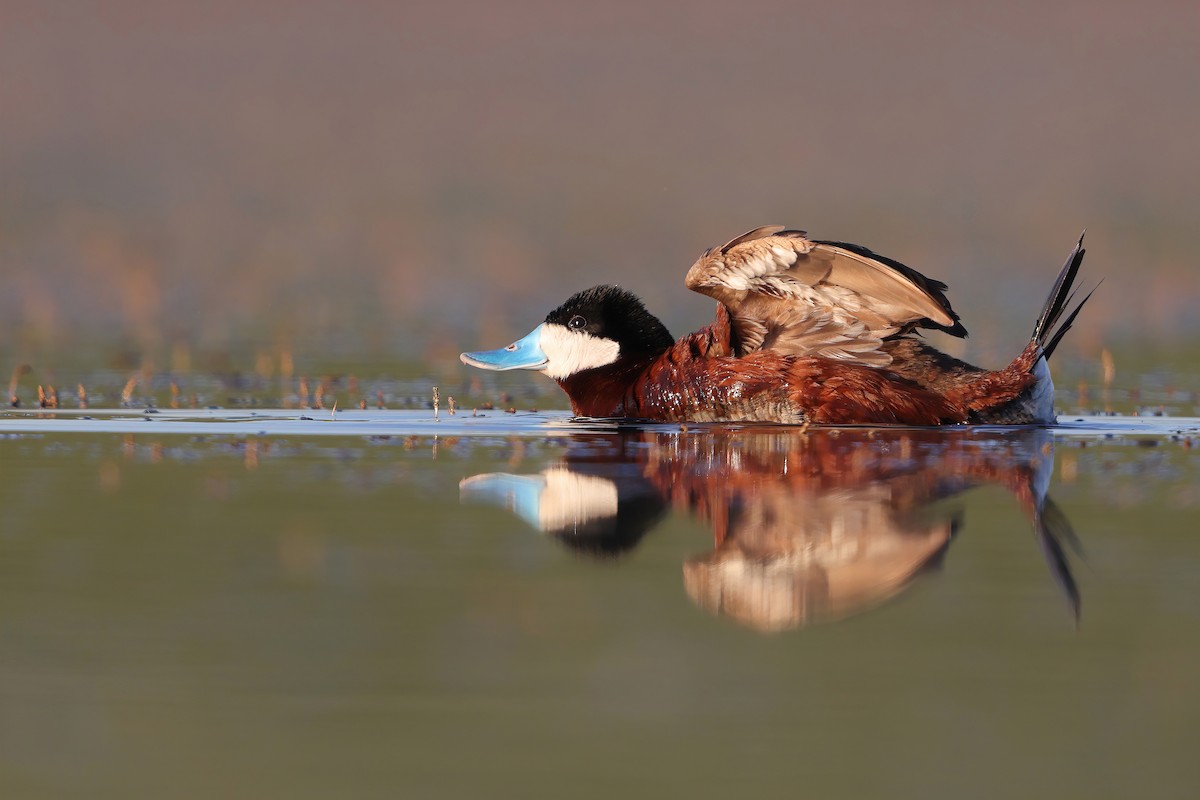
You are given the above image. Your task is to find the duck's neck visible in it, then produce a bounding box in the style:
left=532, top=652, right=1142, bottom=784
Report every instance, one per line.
left=556, top=353, right=662, bottom=418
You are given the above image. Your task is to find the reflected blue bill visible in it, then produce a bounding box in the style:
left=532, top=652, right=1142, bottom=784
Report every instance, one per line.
left=459, top=473, right=546, bottom=530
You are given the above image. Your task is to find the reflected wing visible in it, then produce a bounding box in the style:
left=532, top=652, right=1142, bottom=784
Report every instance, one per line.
left=682, top=484, right=957, bottom=631
left=684, top=226, right=967, bottom=363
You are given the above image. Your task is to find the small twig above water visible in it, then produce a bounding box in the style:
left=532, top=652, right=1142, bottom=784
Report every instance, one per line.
left=8, top=363, right=31, bottom=407
left=121, top=376, right=138, bottom=407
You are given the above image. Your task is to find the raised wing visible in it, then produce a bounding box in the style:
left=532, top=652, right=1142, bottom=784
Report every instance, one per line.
left=685, top=226, right=967, bottom=365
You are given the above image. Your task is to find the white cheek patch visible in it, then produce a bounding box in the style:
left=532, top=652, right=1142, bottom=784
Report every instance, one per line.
left=538, top=323, right=621, bottom=379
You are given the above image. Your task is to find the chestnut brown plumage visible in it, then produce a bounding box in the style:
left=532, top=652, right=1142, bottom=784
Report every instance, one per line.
left=461, top=227, right=1091, bottom=426
left=558, top=305, right=1040, bottom=424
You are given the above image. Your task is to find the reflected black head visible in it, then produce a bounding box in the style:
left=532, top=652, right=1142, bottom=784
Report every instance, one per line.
left=551, top=494, right=668, bottom=558
left=545, top=285, right=674, bottom=357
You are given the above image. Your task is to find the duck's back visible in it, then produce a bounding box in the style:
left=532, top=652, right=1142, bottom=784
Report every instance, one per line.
left=612, top=307, right=972, bottom=425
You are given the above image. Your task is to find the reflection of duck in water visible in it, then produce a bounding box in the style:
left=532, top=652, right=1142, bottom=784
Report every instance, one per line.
left=461, top=429, right=1080, bottom=631
left=461, top=434, right=669, bottom=557
left=462, top=228, right=1091, bottom=425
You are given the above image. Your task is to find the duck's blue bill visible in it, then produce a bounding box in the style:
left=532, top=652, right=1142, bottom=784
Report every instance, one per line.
left=460, top=324, right=548, bottom=371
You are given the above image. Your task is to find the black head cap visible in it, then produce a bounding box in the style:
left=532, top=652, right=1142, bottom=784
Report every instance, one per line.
left=545, top=285, right=674, bottom=356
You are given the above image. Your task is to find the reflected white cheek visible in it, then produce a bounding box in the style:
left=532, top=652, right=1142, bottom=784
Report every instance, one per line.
left=538, top=324, right=620, bottom=379
left=536, top=467, right=619, bottom=532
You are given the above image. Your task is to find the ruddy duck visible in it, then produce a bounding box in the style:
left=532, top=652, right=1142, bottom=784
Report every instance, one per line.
left=461, top=226, right=1090, bottom=425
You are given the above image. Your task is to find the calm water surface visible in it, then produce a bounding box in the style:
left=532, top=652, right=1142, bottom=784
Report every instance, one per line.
left=1, top=408, right=1198, bottom=799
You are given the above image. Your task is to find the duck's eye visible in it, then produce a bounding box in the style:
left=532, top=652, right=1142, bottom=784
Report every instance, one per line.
left=567, top=315, right=587, bottom=331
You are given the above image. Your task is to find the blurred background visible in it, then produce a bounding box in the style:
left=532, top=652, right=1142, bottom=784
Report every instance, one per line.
left=2, top=0, right=1198, bottom=394
left=3, top=8, right=1200, bottom=796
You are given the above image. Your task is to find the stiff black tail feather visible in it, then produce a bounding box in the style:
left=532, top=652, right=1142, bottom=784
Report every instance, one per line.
left=1031, top=232, right=1093, bottom=361
left=1042, top=283, right=1098, bottom=361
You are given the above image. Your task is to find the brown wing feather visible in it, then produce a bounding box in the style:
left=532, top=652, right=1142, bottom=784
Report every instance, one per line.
left=685, top=227, right=965, bottom=365
left=806, top=242, right=960, bottom=331
left=717, top=225, right=790, bottom=252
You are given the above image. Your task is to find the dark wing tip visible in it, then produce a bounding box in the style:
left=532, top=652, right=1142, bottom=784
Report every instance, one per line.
left=942, top=319, right=970, bottom=339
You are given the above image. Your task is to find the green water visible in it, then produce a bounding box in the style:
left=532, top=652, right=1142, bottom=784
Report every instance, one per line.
left=0, top=417, right=1197, bottom=799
